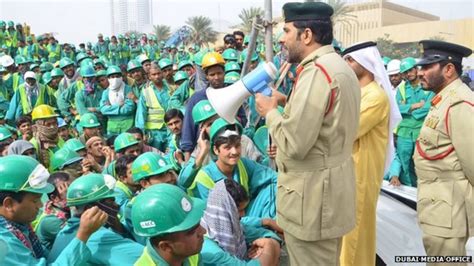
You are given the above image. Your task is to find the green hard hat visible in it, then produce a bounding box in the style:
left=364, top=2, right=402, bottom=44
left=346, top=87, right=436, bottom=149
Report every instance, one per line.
left=252, top=126, right=269, bottom=155
left=67, top=173, right=116, bottom=206
left=76, top=52, right=89, bottom=63
left=106, top=65, right=122, bottom=77
left=400, top=57, right=417, bottom=73
left=137, top=54, right=150, bottom=64
left=51, top=147, right=83, bottom=171
left=224, top=61, right=241, bottom=73
left=209, top=117, right=243, bottom=147
left=382, top=56, right=392, bottom=66
left=158, top=58, right=172, bottom=70
left=0, top=126, right=13, bottom=141
left=80, top=58, right=94, bottom=69
left=131, top=183, right=205, bottom=237
left=64, top=138, right=86, bottom=153
left=80, top=65, right=96, bottom=78
left=50, top=68, right=64, bottom=78
left=94, top=58, right=108, bottom=68
left=192, top=100, right=216, bottom=124
left=178, top=60, right=193, bottom=70
left=0, top=21, right=5, bottom=27
left=224, top=72, right=240, bottom=84
left=0, top=155, right=54, bottom=194
left=193, top=51, right=206, bottom=67
left=79, top=113, right=100, bottom=128
left=59, top=57, right=74, bottom=69
left=15, top=55, right=27, bottom=65
left=42, top=72, right=52, bottom=85
left=131, top=152, right=174, bottom=182
left=114, top=132, right=139, bottom=153
left=40, top=62, right=54, bottom=73
left=7, top=21, right=14, bottom=27
left=222, top=48, right=239, bottom=61
left=118, top=34, right=124, bottom=39
left=96, top=69, right=107, bottom=77
left=173, top=71, right=189, bottom=83
left=127, top=59, right=142, bottom=72
left=240, top=49, right=259, bottom=63
left=29, top=63, right=39, bottom=71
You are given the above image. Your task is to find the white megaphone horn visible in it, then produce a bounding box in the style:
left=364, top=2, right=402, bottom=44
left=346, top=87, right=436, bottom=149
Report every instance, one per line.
left=206, top=62, right=277, bottom=123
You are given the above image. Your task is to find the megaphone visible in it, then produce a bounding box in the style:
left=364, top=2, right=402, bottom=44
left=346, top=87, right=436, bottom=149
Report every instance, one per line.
left=207, top=62, right=277, bottom=123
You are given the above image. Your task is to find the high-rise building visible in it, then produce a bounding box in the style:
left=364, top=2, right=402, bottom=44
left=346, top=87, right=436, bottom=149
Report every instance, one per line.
left=111, top=0, right=153, bottom=35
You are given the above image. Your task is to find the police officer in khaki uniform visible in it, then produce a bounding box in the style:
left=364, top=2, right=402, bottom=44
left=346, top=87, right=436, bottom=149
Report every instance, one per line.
left=414, top=40, right=473, bottom=261
left=255, top=2, right=361, bottom=265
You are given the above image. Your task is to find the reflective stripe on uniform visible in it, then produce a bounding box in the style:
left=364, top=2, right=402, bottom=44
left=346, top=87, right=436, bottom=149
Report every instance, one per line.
left=187, top=160, right=249, bottom=197
left=18, top=83, right=46, bottom=114
left=143, top=84, right=165, bottom=130
left=134, top=247, right=200, bottom=266
left=116, top=181, right=133, bottom=199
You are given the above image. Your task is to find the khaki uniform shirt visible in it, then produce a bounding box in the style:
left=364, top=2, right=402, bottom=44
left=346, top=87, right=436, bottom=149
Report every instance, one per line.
left=414, top=78, right=474, bottom=238
left=266, top=45, right=361, bottom=241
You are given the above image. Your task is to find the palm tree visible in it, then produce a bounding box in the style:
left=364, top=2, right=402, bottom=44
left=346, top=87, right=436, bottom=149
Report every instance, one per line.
left=235, top=7, right=264, bottom=34
left=321, top=0, right=358, bottom=45
left=153, top=24, right=171, bottom=42
left=186, top=16, right=217, bottom=46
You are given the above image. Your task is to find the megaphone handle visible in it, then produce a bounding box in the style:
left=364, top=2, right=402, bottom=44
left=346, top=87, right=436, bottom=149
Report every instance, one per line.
left=268, top=133, right=278, bottom=171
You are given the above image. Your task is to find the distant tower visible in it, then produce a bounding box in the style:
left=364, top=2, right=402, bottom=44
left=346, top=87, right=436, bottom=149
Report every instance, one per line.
left=110, top=0, right=151, bottom=35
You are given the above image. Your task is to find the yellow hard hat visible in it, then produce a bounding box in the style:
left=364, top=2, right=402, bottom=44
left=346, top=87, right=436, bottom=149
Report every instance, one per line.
left=31, top=104, right=58, bottom=121
left=201, top=52, right=225, bottom=69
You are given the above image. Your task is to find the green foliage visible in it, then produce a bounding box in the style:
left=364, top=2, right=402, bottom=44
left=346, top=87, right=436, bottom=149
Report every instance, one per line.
left=186, top=16, right=217, bottom=46
left=153, top=25, right=171, bottom=41
left=376, top=34, right=420, bottom=59
left=235, top=7, right=264, bottom=34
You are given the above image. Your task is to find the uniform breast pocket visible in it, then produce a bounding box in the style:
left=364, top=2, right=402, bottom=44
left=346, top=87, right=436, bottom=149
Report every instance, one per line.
left=418, top=125, right=439, bottom=148
left=418, top=180, right=454, bottom=228
left=277, top=172, right=305, bottom=226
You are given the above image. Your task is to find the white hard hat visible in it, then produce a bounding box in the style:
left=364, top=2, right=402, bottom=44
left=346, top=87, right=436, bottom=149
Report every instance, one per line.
left=386, top=59, right=401, bottom=75
left=0, top=55, right=14, bottom=68
left=24, top=71, right=36, bottom=80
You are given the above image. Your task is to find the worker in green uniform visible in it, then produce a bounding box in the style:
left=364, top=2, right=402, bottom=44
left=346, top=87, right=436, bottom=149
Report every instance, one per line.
left=5, top=21, right=18, bottom=56
left=168, top=60, right=196, bottom=111
left=127, top=59, right=147, bottom=100
left=1, top=55, right=21, bottom=100
left=121, top=152, right=177, bottom=243
left=99, top=65, right=136, bottom=136
left=57, top=57, right=78, bottom=94
left=387, top=57, right=435, bottom=187
left=158, top=58, right=176, bottom=95
left=48, top=173, right=144, bottom=264
left=60, top=44, right=75, bottom=62
left=46, top=36, right=61, bottom=63
left=0, top=155, right=108, bottom=266
left=135, top=62, right=170, bottom=152
left=49, top=68, right=65, bottom=100
left=6, top=71, right=54, bottom=122
left=113, top=155, right=139, bottom=218
left=118, top=34, right=130, bottom=65
left=131, top=183, right=206, bottom=266
left=94, top=33, right=108, bottom=58
left=108, top=36, right=121, bottom=66
left=74, top=66, right=103, bottom=129
left=34, top=172, right=71, bottom=249
left=186, top=118, right=276, bottom=219
left=29, top=104, right=64, bottom=169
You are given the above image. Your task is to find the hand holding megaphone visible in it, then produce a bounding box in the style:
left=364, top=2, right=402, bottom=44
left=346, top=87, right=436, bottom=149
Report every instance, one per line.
left=207, top=62, right=278, bottom=123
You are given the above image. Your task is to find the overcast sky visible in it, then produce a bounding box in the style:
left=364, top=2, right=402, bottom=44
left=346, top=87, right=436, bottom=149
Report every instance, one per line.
left=0, top=0, right=472, bottom=45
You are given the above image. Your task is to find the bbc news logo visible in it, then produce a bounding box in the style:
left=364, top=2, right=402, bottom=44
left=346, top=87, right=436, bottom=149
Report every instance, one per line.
left=395, top=256, right=472, bottom=263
